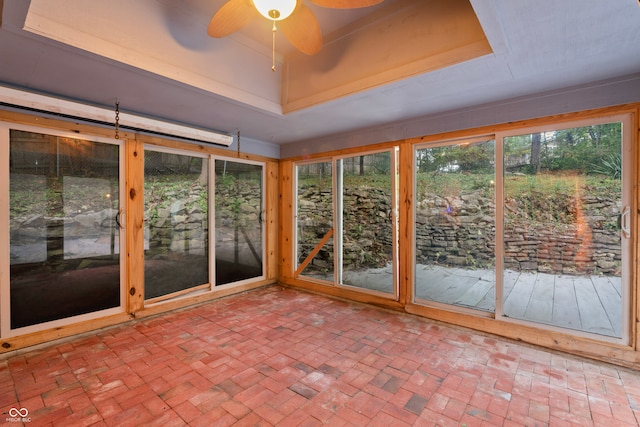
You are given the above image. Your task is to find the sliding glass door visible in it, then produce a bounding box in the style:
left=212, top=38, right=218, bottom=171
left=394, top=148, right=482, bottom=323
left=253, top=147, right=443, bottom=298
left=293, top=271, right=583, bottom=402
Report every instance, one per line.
left=2, top=127, right=124, bottom=333
left=294, top=150, right=398, bottom=297
left=500, top=118, right=630, bottom=339
left=214, top=158, right=264, bottom=286
left=414, top=115, right=632, bottom=342
left=144, top=147, right=210, bottom=302
left=1, top=125, right=269, bottom=335
left=296, top=160, right=334, bottom=281
left=337, top=151, right=397, bottom=295
left=414, top=139, right=496, bottom=312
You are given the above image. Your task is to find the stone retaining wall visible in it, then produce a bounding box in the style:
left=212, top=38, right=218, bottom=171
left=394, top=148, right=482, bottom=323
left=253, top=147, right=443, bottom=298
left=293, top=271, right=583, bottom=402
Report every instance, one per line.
left=11, top=183, right=621, bottom=276
left=298, top=187, right=394, bottom=270
left=299, top=187, right=622, bottom=276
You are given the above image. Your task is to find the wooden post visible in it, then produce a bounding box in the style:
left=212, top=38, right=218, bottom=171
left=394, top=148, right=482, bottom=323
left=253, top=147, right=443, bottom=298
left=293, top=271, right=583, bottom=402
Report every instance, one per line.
left=265, top=160, right=279, bottom=281
left=635, top=107, right=640, bottom=352
left=279, top=159, right=294, bottom=280
left=126, top=138, right=145, bottom=315
left=398, top=143, right=413, bottom=306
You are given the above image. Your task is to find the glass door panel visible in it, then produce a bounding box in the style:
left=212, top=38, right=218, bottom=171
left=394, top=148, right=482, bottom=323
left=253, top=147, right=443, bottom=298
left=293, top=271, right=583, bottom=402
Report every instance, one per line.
left=8, top=129, right=122, bottom=329
left=415, top=139, right=496, bottom=312
left=214, top=159, right=263, bottom=285
left=502, top=121, right=628, bottom=338
left=144, top=149, right=209, bottom=300
left=338, top=152, right=397, bottom=294
left=296, top=161, right=334, bottom=281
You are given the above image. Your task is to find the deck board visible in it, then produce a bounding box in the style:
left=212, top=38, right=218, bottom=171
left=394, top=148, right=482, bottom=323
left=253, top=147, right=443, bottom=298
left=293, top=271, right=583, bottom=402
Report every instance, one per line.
left=591, top=275, right=622, bottom=336
left=524, top=273, right=555, bottom=323
left=415, top=266, right=623, bottom=338
left=552, top=276, right=581, bottom=330
left=337, top=264, right=623, bottom=339
left=574, top=276, right=615, bottom=336
left=415, top=266, right=479, bottom=303
left=503, top=272, right=538, bottom=319
left=502, top=270, right=520, bottom=300
left=455, top=277, right=493, bottom=308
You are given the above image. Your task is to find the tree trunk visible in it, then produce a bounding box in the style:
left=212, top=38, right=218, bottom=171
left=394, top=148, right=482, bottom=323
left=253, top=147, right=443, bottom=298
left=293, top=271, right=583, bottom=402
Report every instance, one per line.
left=531, top=133, right=541, bottom=174
left=198, top=158, right=208, bottom=185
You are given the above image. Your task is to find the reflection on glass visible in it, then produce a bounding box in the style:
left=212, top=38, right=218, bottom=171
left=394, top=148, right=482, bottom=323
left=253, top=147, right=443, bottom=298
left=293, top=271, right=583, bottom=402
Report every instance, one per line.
left=144, top=150, right=209, bottom=299
left=9, top=130, right=121, bottom=329
left=296, top=161, right=334, bottom=280
left=339, top=152, right=395, bottom=294
left=415, top=140, right=496, bottom=312
left=503, top=123, right=623, bottom=337
left=214, top=160, right=263, bottom=285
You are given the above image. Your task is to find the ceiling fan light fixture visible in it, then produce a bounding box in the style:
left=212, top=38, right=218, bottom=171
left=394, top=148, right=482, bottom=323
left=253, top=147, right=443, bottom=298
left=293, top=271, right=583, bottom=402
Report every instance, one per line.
left=253, top=0, right=297, bottom=21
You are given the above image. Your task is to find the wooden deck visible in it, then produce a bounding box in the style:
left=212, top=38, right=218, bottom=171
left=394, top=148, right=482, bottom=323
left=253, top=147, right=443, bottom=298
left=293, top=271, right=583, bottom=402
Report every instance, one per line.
left=338, top=264, right=623, bottom=338
left=415, top=265, right=623, bottom=338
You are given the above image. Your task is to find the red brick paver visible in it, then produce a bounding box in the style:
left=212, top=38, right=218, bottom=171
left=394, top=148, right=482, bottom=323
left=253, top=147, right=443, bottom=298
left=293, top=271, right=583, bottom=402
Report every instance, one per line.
left=1, top=286, right=639, bottom=426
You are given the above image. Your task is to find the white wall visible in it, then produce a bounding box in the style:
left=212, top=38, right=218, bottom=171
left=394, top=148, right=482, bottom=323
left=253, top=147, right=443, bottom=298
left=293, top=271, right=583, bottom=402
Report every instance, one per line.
left=280, top=72, right=640, bottom=158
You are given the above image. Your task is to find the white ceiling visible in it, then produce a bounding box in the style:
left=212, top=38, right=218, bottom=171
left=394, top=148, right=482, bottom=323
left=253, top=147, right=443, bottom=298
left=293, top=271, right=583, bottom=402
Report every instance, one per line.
left=1, top=0, right=639, bottom=155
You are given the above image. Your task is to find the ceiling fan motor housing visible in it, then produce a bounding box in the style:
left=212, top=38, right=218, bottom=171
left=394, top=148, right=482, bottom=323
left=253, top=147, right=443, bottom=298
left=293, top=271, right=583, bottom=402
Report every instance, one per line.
left=253, top=0, right=297, bottom=21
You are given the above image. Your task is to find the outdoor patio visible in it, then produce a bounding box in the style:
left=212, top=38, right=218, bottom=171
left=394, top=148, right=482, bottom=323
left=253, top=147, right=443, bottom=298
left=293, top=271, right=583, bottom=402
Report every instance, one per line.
left=336, top=265, right=623, bottom=339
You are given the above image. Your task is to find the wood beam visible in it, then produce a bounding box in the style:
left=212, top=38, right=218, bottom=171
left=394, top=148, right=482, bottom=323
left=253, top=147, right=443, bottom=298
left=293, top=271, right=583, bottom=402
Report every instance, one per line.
left=294, top=228, right=334, bottom=278
left=125, top=138, right=145, bottom=315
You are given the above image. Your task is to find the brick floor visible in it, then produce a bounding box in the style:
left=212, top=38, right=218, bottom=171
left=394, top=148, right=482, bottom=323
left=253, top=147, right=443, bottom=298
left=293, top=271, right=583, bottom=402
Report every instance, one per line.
left=1, top=285, right=640, bottom=426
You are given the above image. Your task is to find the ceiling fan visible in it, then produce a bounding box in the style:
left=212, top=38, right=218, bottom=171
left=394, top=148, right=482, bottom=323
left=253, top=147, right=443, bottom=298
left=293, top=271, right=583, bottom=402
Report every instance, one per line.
left=207, top=0, right=383, bottom=62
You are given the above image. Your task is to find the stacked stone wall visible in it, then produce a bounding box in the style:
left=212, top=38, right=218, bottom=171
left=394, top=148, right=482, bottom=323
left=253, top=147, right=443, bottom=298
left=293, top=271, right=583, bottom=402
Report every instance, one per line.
left=298, top=187, right=394, bottom=270
left=11, top=183, right=621, bottom=276
left=299, top=187, right=622, bottom=275
left=146, top=184, right=208, bottom=257
left=10, top=180, right=263, bottom=264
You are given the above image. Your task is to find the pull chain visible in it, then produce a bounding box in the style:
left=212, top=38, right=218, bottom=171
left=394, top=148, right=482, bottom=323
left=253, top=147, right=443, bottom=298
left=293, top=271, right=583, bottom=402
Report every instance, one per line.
left=237, top=130, right=241, bottom=157
left=271, top=20, right=277, bottom=72
left=114, top=100, right=120, bottom=139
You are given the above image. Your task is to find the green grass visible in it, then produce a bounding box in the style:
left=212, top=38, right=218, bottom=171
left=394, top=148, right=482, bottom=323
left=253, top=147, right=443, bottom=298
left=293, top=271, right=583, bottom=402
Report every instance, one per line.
left=301, top=171, right=620, bottom=198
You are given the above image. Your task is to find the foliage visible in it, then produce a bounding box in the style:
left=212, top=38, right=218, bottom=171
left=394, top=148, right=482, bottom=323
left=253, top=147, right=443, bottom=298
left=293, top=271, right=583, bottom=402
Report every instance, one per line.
left=504, top=175, right=575, bottom=224
left=416, top=172, right=494, bottom=199
left=10, top=176, right=119, bottom=218
left=10, top=185, right=51, bottom=216
left=590, top=152, right=622, bottom=179
left=416, top=141, right=495, bottom=174
left=505, top=122, right=622, bottom=175
left=506, top=173, right=620, bottom=224
left=298, top=173, right=392, bottom=190
left=146, top=172, right=211, bottom=219
left=414, top=170, right=620, bottom=226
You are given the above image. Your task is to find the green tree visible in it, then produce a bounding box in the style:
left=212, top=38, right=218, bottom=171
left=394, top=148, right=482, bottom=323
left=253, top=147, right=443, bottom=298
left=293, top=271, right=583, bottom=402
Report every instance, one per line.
left=547, top=123, right=621, bottom=173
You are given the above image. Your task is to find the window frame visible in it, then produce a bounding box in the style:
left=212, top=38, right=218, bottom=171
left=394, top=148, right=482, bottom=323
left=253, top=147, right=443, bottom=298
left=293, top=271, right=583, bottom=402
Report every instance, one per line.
left=0, top=122, right=126, bottom=338
left=494, top=113, right=634, bottom=346
left=212, top=154, right=267, bottom=289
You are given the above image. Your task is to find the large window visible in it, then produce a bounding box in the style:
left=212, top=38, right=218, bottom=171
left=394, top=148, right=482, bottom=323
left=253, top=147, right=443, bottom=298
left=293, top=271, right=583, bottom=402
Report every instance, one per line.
left=0, top=120, right=270, bottom=343
left=413, top=116, right=632, bottom=342
left=295, top=150, right=398, bottom=297
left=214, top=158, right=264, bottom=286
left=500, top=120, right=630, bottom=339
left=414, top=139, right=496, bottom=312
left=337, top=151, right=397, bottom=295
left=144, top=147, right=210, bottom=301
left=296, top=160, right=334, bottom=281
left=2, top=128, right=123, bottom=332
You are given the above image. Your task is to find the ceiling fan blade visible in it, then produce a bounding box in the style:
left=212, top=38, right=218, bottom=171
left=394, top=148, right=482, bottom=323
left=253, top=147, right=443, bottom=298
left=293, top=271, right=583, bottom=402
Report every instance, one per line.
left=310, top=0, right=383, bottom=8
left=279, top=4, right=323, bottom=55
left=207, top=0, right=257, bottom=38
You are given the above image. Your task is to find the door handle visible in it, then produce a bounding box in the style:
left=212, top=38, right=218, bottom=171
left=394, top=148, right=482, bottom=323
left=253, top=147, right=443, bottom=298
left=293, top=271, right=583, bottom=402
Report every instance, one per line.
left=115, top=210, right=124, bottom=230
left=621, top=205, right=630, bottom=239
